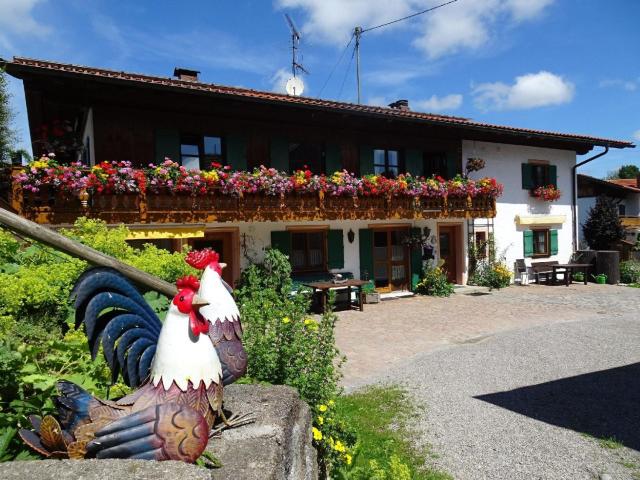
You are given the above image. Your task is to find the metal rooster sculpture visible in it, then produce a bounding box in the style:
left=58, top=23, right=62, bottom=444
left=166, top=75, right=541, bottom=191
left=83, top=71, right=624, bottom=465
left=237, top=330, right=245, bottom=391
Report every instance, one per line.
left=19, top=249, right=247, bottom=463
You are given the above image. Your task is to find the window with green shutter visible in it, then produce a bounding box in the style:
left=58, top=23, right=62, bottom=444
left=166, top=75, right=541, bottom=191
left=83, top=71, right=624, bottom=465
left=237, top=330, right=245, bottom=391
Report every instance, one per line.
left=405, top=149, right=423, bottom=176
left=359, top=146, right=374, bottom=176
left=522, top=164, right=534, bottom=189
left=550, top=229, right=558, bottom=255
left=327, top=229, right=344, bottom=269
left=523, top=163, right=558, bottom=190
left=358, top=228, right=374, bottom=280
left=524, top=228, right=555, bottom=258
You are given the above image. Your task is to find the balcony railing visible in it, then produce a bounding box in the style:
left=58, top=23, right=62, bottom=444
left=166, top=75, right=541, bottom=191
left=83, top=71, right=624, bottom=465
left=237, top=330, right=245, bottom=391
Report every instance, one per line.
left=11, top=187, right=496, bottom=225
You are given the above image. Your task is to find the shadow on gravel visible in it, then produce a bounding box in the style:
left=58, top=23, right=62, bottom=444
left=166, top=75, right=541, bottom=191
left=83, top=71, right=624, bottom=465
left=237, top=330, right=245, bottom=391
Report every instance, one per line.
left=475, top=362, right=640, bottom=451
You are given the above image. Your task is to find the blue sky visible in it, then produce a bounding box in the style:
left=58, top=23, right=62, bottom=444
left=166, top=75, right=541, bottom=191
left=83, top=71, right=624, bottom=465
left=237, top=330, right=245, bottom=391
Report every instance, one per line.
left=1, top=0, right=638, bottom=178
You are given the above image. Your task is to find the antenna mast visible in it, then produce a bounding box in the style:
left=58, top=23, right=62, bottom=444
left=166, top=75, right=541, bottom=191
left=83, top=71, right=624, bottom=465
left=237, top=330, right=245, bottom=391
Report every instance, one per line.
left=354, top=26, right=362, bottom=104
left=285, top=13, right=308, bottom=78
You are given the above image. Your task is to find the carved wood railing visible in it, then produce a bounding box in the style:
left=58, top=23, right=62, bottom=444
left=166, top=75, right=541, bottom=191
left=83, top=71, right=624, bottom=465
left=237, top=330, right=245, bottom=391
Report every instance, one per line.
left=11, top=185, right=497, bottom=225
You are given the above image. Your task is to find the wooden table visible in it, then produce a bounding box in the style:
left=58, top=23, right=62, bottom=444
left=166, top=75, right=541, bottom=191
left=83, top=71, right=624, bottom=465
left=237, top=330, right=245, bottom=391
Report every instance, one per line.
left=552, top=263, right=591, bottom=286
left=303, top=279, right=369, bottom=312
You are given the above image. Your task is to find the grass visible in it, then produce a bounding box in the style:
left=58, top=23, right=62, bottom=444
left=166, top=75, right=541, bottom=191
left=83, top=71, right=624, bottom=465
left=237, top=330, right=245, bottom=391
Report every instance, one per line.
left=598, top=436, right=624, bottom=450
left=333, top=385, right=451, bottom=480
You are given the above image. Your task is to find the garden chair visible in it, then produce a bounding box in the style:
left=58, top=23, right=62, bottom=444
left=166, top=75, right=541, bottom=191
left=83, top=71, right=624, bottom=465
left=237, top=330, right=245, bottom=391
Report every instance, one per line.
left=515, top=258, right=529, bottom=285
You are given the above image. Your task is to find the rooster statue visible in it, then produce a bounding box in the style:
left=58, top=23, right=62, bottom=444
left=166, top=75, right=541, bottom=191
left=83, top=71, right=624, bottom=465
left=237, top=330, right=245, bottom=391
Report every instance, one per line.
left=19, top=268, right=230, bottom=463
left=185, top=249, right=247, bottom=388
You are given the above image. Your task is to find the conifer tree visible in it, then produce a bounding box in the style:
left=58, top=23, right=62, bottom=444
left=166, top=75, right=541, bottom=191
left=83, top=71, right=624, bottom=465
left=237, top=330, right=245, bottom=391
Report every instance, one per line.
left=582, top=195, right=624, bottom=250
left=0, top=69, right=16, bottom=163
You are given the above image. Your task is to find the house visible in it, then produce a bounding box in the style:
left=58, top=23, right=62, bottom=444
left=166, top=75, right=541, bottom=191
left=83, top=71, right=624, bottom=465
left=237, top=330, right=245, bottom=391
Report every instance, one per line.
left=2, top=57, right=634, bottom=289
left=577, top=173, right=640, bottom=246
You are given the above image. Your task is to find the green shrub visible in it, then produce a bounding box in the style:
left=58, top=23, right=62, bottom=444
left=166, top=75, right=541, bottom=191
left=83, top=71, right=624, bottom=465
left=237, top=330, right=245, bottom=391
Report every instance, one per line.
left=235, top=248, right=354, bottom=473
left=415, top=265, right=454, bottom=297
left=620, top=260, right=640, bottom=284
left=471, top=262, right=512, bottom=290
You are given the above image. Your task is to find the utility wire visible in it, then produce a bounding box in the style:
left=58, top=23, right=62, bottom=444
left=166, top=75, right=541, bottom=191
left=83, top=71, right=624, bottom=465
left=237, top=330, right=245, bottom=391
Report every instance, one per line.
left=337, top=43, right=357, bottom=100
left=318, top=33, right=355, bottom=97
left=361, top=0, right=459, bottom=33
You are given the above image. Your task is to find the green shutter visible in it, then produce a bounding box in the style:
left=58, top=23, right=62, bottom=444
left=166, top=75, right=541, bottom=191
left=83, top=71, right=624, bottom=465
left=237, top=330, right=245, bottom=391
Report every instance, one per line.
left=359, top=146, right=374, bottom=176
left=325, top=144, right=341, bottom=174
left=523, top=230, right=534, bottom=257
left=522, top=164, right=534, bottom=189
left=548, top=165, right=558, bottom=188
left=410, top=227, right=423, bottom=291
left=405, top=149, right=423, bottom=176
left=550, top=229, right=558, bottom=255
left=270, top=231, right=291, bottom=257
left=446, top=152, right=459, bottom=179
left=522, top=163, right=534, bottom=190
left=155, top=129, right=180, bottom=163
left=270, top=137, right=289, bottom=171
left=327, top=230, right=344, bottom=269
left=226, top=134, right=247, bottom=171
left=358, top=228, right=374, bottom=281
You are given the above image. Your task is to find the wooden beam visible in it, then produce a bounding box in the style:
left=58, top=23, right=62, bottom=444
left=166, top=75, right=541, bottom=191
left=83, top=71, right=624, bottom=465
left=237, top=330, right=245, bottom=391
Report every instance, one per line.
left=0, top=207, right=177, bottom=297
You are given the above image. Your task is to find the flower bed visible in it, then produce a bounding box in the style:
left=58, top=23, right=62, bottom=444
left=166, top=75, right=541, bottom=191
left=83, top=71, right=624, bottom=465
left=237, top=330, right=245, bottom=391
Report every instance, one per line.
left=14, top=156, right=504, bottom=203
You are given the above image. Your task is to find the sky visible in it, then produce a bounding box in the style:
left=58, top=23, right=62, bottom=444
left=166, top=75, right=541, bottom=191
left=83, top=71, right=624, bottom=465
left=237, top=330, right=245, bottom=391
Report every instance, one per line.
left=0, top=0, right=638, bottom=178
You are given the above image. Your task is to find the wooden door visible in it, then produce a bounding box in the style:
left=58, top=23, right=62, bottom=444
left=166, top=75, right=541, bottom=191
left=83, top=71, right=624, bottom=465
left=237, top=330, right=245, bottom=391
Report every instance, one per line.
left=189, top=231, right=234, bottom=287
left=372, top=227, right=409, bottom=291
left=438, top=226, right=458, bottom=284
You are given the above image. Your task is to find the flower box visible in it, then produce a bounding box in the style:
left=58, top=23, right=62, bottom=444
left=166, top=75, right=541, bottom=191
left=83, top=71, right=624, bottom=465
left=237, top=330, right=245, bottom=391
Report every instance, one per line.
left=447, top=196, right=469, bottom=211
left=420, top=197, right=445, bottom=211
left=364, top=292, right=380, bottom=304
left=91, top=193, right=139, bottom=212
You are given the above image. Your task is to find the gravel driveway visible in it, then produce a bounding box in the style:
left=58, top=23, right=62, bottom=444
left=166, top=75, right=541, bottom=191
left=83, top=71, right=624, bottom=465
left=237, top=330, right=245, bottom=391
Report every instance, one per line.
left=337, top=285, right=640, bottom=479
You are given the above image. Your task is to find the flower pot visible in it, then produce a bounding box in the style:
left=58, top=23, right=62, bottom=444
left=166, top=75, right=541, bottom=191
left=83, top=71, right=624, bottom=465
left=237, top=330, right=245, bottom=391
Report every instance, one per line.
left=364, top=292, right=380, bottom=304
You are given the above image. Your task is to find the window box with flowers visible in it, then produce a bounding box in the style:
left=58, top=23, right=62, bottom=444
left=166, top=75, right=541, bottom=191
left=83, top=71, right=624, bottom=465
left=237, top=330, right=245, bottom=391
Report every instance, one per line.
left=531, top=185, right=562, bottom=202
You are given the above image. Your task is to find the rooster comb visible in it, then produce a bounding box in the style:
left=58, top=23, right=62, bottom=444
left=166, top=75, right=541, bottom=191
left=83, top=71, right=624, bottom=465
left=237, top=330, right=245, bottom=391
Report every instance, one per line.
left=185, top=249, right=220, bottom=270
left=176, top=275, right=201, bottom=292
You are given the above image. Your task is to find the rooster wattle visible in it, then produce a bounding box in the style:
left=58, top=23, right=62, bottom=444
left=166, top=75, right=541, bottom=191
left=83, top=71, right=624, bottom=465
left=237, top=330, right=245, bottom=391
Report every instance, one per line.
left=19, top=269, right=224, bottom=463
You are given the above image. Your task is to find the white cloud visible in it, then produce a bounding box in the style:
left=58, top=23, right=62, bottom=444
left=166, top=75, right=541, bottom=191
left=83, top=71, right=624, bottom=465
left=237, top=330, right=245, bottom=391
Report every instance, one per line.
left=277, top=0, right=555, bottom=59
left=270, top=68, right=291, bottom=93
left=599, top=78, right=639, bottom=92
left=0, top=0, right=49, bottom=49
left=472, top=71, right=574, bottom=111
left=416, top=94, right=463, bottom=111
left=633, top=130, right=640, bottom=142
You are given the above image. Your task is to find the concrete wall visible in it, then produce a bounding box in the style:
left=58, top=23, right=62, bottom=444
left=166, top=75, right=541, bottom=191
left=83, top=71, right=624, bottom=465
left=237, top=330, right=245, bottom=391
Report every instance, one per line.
left=465, top=141, right=576, bottom=272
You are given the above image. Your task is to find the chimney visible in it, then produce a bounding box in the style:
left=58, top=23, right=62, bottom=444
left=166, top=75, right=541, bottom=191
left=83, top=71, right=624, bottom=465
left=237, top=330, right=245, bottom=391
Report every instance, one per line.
left=388, top=99, right=410, bottom=111
left=173, top=67, right=200, bottom=82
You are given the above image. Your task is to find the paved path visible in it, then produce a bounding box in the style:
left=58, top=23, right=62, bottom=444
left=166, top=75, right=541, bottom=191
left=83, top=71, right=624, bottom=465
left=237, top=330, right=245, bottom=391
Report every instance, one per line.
left=336, top=284, right=640, bottom=479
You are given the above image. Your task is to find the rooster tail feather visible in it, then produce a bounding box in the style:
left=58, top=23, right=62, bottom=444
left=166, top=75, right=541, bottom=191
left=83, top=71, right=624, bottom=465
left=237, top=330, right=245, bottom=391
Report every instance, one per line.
left=54, top=380, right=95, bottom=432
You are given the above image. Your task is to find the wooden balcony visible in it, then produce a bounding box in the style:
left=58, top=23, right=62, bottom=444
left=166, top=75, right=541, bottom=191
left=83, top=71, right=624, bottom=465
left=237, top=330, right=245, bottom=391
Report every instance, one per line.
left=620, top=216, right=640, bottom=228
left=10, top=187, right=496, bottom=225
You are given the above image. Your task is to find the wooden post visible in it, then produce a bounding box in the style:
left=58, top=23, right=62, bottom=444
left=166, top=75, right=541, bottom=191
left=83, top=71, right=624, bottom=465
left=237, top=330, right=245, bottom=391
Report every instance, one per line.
left=0, top=207, right=177, bottom=297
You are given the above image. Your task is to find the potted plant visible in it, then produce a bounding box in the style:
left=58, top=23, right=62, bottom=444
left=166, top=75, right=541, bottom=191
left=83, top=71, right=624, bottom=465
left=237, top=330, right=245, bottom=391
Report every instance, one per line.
left=362, top=281, right=380, bottom=304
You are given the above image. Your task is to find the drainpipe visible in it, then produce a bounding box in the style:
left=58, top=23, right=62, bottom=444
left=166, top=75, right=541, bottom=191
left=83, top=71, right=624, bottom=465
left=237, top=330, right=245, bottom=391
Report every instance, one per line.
left=572, top=145, right=609, bottom=252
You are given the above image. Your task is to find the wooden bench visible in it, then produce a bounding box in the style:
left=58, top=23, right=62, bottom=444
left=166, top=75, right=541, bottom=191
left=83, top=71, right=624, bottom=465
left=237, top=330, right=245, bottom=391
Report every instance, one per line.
left=531, top=261, right=565, bottom=284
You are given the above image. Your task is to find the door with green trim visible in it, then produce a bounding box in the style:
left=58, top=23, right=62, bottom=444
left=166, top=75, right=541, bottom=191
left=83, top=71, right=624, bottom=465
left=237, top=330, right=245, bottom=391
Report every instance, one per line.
left=372, top=227, right=410, bottom=291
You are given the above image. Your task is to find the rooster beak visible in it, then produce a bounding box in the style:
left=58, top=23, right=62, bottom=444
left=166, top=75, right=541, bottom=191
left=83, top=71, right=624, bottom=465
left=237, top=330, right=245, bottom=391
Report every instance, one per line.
left=219, top=262, right=227, bottom=270
left=191, top=294, right=209, bottom=309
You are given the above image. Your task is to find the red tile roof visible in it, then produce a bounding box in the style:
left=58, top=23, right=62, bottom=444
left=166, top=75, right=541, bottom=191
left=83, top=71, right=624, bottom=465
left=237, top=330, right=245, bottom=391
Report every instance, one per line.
left=4, top=56, right=636, bottom=150
left=609, top=178, right=640, bottom=191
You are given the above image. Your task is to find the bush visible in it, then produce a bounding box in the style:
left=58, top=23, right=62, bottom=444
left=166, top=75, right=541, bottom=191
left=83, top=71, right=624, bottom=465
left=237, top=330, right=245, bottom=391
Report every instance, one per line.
left=235, top=248, right=354, bottom=473
left=414, top=264, right=454, bottom=297
left=582, top=196, right=624, bottom=250
left=472, top=262, right=512, bottom=290
left=620, top=260, right=640, bottom=284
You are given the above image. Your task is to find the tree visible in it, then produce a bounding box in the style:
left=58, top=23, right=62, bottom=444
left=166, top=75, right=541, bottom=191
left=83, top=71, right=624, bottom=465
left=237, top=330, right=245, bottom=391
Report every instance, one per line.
left=582, top=195, right=624, bottom=250
left=0, top=69, right=17, bottom=163
left=607, top=164, right=640, bottom=180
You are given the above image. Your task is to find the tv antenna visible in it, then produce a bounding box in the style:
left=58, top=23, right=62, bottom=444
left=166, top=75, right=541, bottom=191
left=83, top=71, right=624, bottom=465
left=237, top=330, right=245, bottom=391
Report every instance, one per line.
left=284, top=13, right=308, bottom=96
left=352, top=0, right=458, bottom=103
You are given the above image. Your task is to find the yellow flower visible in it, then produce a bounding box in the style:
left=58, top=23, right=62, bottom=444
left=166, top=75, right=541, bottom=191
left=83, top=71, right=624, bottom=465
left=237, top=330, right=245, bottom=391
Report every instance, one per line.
left=345, top=454, right=352, bottom=465
left=282, top=317, right=290, bottom=324
left=317, top=416, right=324, bottom=425
left=318, top=404, right=328, bottom=412
left=312, top=427, right=323, bottom=441
left=333, top=440, right=345, bottom=452
left=202, top=170, right=219, bottom=182
left=328, top=399, right=335, bottom=407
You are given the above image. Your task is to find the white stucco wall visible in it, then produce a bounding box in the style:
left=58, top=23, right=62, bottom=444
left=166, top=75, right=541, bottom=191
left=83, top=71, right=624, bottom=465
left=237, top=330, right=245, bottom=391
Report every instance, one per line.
left=465, top=141, right=576, bottom=272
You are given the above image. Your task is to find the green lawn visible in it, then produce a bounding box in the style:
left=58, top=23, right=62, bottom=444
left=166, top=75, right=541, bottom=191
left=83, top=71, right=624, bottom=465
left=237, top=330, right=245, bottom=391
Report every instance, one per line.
left=333, top=386, right=451, bottom=480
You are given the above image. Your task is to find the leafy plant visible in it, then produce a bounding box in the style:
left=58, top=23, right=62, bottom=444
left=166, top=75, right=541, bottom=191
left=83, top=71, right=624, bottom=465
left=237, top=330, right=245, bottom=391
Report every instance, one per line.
left=582, top=195, right=624, bottom=250
left=469, top=234, right=511, bottom=290
left=620, top=260, right=640, bottom=284
left=415, top=263, right=454, bottom=297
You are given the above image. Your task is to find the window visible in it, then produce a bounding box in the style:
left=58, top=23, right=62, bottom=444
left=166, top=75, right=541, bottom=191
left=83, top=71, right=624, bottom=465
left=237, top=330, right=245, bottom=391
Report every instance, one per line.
left=291, top=231, right=326, bottom=272
left=532, top=229, right=550, bottom=257
left=618, top=203, right=626, bottom=216
left=522, top=162, right=557, bottom=190
left=424, top=152, right=448, bottom=179
left=180, top=134, right=224, bottom=170
left=289, top=142, right=324, bottom=173
left=531, top=164, right=550, bottom=189
left=373, top=149, right=401, bottom=178
left=475, top=231, right=487, bottom=259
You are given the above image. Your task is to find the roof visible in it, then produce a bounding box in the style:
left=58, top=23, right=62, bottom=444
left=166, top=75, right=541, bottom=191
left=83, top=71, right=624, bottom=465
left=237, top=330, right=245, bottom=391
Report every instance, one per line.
left=578, top=174, right=640, bottom=195
left=3, top=56, right=636, bottom=151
